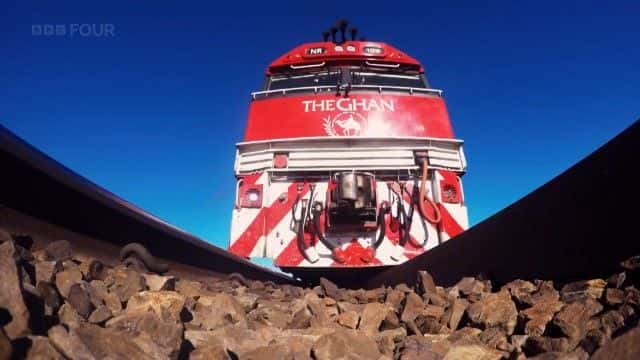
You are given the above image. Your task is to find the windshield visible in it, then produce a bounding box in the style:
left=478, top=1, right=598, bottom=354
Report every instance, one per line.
left=352, top=71, right=426, bottom=88
left=267, top=67, right=428, bottom=91
left=269, top=70, right=341, bottom=90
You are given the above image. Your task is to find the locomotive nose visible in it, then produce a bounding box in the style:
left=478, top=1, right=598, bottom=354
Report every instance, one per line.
left=230, top=24, right=469, bottom=268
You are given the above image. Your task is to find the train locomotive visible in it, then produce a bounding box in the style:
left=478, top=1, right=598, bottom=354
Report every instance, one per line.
left=229, top=21, right=469, bottom=270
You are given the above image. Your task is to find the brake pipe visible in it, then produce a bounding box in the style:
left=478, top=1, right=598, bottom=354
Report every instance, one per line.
left=372, top=201, right=390, bottom=249
left=418, top=159, right=441, bottom=224
left=389, top=180, right=431, bottom=248
left=292, top=183, right=345, bottom=263
left=311, top=202, right=346, bottom=263
left=291, top=185, right=307, bottom=257
left=292, top=183, right=317, bottom=260
left=390, top=183, right=413, bottom=247
left=399, top=183, right=415, bottom=247
left=410, top=180, right=429, bottom=247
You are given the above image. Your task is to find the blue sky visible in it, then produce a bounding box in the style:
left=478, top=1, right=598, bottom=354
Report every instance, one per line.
left=1, top=1, right=638, bottom=257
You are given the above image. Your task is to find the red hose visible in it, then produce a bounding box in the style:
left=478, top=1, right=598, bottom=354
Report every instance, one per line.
left=418, top=159, right=441, bottom=224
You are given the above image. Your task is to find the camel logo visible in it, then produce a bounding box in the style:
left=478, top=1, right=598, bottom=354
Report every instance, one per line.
left=323, top=112, right=366, bottom=136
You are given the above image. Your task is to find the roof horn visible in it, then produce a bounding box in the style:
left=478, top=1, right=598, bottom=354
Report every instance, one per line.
left=330, top=27, right=338, bottom=43
left=350, top=27, right=358, bottom=41
left=337, top=19, right=349, bottom=44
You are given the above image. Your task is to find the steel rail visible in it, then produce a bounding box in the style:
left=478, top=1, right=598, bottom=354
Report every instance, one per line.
left=364, top=119, right=640, bottom=289
left=0, top=124, right=295, bottom=284
left=2, top=120, right=637, bottom=289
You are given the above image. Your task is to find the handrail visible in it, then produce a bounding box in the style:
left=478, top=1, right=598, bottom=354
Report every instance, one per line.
left=365, top=61, right=400, bottom=68
left=237, top=135, right=463, bottom=147
left=251, top=85, right=443, bottom=99
left=235, top=137, right=467, bottom=175
left=352, top=85, right=442, bottom=95
left=251, top=86, right=335, bottom=99
left=289, top=62, right=325, bottom=69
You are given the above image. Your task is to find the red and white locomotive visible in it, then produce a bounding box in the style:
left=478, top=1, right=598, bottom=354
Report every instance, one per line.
left=229, top=22, right=468, bottom=270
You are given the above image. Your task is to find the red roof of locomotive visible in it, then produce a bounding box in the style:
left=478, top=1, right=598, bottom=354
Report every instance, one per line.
left=267, top=41, right=424, bottom=75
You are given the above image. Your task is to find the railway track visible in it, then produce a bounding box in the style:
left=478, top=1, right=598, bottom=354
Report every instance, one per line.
left=365, top=119, right=640, bottom=288
left=1, top=120, right=638, bottom=288
left=0, top=124, right=294, bottom=285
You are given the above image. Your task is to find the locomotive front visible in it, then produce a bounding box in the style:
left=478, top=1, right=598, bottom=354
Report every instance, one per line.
left=229, top=22, right=469, bottom=269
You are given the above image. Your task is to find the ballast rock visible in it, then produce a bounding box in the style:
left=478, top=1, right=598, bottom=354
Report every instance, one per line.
left=1, top=233, right=640, bottom=359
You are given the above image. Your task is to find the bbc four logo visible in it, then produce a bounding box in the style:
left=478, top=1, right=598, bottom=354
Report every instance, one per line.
left=31, top=24, right=115, bottom=37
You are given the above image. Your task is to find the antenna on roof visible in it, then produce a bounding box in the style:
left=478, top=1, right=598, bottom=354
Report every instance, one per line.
left=330, top=27, right=338, bottom=43
left=322, top=31, right=330, bottom=42
left=350, top=27, right=358, bottom=41
left=337, top=19, right=349, bottom=44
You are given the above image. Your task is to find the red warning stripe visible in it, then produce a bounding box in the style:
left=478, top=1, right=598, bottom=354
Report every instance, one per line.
left=230, top=182, right=310, bottom=258
left=241, top=173, right=263, bottom=186
left=229, top=212, right=265, bottom=257
left=275, top=235, right=306, bottom=266
left=253, top=180, right=451, bottom=266
left=438, top=204, right=464, bottom=238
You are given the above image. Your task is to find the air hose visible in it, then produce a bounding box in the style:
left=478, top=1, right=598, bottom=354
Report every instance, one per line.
left=311, top=202, right=347, bottom=263
left=387, top=162, right=440, bottom=249
left=418, top=159, right=441, bottom=224
left=400, top=184, right=415, bottom=247
left=410, top=181, right=429, bottom=247
left=293, top=185, right=317, bottom=258
left=292, top=186, right=343, bottom=262
left=311, top=202, right=340, bottom=252
left=292, top=192, right=306, bottom=256
left=372, top=201, right=390, bottom=249
left=390, top=185, right=414, bottom=247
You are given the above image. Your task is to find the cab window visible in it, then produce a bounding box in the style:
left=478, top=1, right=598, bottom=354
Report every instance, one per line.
left=352, top=72, right=427, bottom=88
left=266, top=67, right=428, bottom=90
left=268, top=71, right=340, bottom=90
